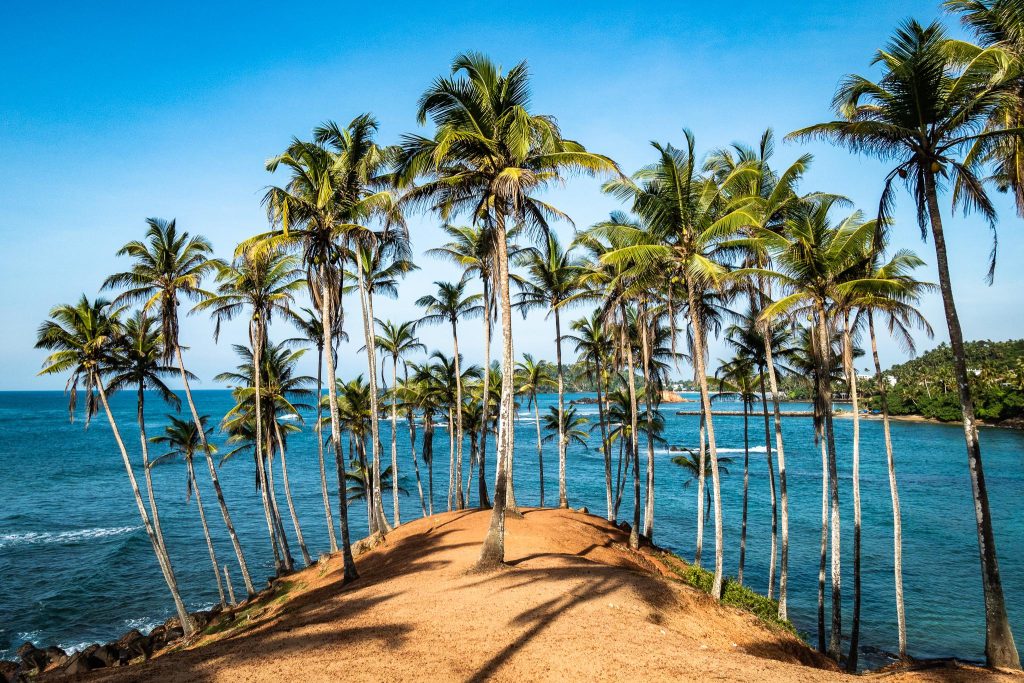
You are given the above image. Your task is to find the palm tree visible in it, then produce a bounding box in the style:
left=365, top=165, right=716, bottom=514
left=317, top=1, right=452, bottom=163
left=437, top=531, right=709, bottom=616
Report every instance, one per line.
left=599, top=132, right=752, bottom=597
left=671, top=450, right=734, bottom=523
left=407, top=362, right=443, bottom=514
left=346, top=463, right=406, bottom=505
left=790, top=21, right=1022, bottom=668
left=426, top=224, right=499, bottom=508
left=515, top=354, right=556, bottom=505
left=541, top=405, right=589, bottom=449
left=397, top=52, right=618, bottom=569
left=416, top=281, right=483, bottom=510
left=759, top=197, right=876, bottom=661
left=716, top=356, right=757, bottom=586
left=197, top=247, right=309, bottom=566
left=36, top=296, right=195, bottom=634
left=105, top=311, right=185, bottom=599
left=567, top=311, right=616, bottom=520
left=150, top=415, right=226, bottom=607
left=376, top=319, right=426, bottom=524
left=104, top=218, right=255, bottom=596
left=516, top=232, right=584, bottom=509
left=288, top=306, right=341, bottom=552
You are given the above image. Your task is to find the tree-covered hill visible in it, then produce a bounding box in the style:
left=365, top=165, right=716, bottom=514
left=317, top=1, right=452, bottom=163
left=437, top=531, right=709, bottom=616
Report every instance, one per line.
left=872, top=340, right=1024, bottom=423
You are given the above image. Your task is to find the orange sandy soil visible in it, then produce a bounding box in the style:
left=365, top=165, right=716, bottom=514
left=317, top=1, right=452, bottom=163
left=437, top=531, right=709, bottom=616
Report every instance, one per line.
left=74, top=509, right=1019, bottom=682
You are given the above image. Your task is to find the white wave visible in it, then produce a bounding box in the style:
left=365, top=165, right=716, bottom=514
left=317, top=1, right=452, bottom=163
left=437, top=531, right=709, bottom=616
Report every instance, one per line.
left=280, top=413, right=300, bottom=421
left=0, top=526, right=140, bottom=549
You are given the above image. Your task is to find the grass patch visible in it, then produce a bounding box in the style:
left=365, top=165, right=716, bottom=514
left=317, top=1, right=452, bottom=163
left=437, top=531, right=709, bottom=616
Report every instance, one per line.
left=202, top=580, right=305, bottom=637
left=662, top=553, right=797, bottom=635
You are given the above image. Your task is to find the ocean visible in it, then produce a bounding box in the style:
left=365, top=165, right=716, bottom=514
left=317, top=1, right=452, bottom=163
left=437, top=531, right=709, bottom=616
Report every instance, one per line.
left=1, top=389, right=1022, bottom=669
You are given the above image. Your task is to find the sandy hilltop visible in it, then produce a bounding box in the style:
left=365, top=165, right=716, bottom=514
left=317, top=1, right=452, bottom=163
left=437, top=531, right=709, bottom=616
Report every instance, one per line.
left=19, top=509, right=1021, bottom=682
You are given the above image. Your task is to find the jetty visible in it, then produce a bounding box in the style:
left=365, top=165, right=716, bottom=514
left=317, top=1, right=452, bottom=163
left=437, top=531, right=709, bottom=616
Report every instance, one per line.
left=676, top=410, right=816, bottom=417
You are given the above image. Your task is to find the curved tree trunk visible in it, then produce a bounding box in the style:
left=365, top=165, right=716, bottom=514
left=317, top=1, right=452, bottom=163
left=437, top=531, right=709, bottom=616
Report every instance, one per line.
left=738, top=398, right=749, bottom=585
left=274, top=419, right=312, bottom=566
left=814, top=303, right=842, bottom=661
left=843, top=313, right=862, bottom=672
left=188, top=456, right=226, bottom=607
left=555, top=307, right=568, bottom=509
left=314, top=345, right=338, bottom=553
left=96, top=378, right=193, bottom=636
left=357, top=262, right=389, bottom=534
left=265, top=440, right=294, bottom=572
left=320, top=267, right=358, bottom=581
left=452, top=321, right=466, bottom=510
left=135, top=386, right=179, bottom=598
left=479, top=282, right=492, bottom=509
left=763, top=328, right=790, bottom=621
left=924, top=173, right=1019, bottom=670
left=686, top=276, right=724, bottom=599
left=868, top=311, right=906, bottom=656
left=759, top=370, right=778, bottom=600
left=640, top=308, right=656, bottom=539
left=534, top=396, right=545, bottom=506
left=174, top=343, right=254, bottom=596
left=255, top=422, right=284, bottom=574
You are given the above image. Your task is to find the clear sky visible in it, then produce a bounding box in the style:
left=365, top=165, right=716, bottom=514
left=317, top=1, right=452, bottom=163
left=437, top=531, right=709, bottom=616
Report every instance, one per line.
left=2, top=1, right=1021, bottom=390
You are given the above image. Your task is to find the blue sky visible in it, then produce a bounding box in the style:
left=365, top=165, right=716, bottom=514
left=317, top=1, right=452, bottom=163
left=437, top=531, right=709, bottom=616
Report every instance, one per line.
left=2, top=1, right=1021, bottom=390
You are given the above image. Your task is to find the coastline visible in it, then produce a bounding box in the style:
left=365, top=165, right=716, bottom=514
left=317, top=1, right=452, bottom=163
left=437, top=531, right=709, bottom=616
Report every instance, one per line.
left=833, top=411, right=1024, bottom=430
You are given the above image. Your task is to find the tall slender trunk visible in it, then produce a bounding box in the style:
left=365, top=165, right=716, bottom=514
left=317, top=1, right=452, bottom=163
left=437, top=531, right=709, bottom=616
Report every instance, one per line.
left=320, top=268, right=357, bottom=581
left=534, top=396, right=545, bottom=506
left=639, top=308, right=656, bottom=539
left=596, top=361, right=613, bottom=521
left=174, top=343, right=254, bottom=595
left=479, top=281, right=492, bottom=509
left=843, top=312, right=862, bottom=672
left=686, top=275, right=724, bottom=599
left=446, top=408, right=455, bottom=511
left=274, top=419, right=311, bottom=566
left=357, top=261, right=389, bottom=534
left=695, top=412, right=706, bottom=566
left=759, top=371, right=778, bottom=600
left=620, top=307, right=641, bottom=550
left=738, top=397, right=749, bottom=585
left=818, top=428, right=828, bottom=654
left=255, top=422, right=284, bottom=574
left=924, top=173, right=1019, bottom=670
left=868, top=311, right=906, bottom=656
left=763, top=328, right=789, bottom=620
left=265, top=438, right=294, bottom=572
left=188, top=456, right=226, bottom=607
left=555, top=307, right=568, bottom=508
left=424, top=413, right=435, bottom=516
left=252, top=324, right=289, bottom=573
left=135, top=386, right=176, bottom=592
left=452, top=320, right=466, bottom=510
left=815, top=302, right=842, bottom=660
left=404, top=364, right=428, bottom=517
left=390, top=354, right=401, bottom=525
left=314, top=346, right=338, bottom=553
left=95, top=378, right=193, bottom=635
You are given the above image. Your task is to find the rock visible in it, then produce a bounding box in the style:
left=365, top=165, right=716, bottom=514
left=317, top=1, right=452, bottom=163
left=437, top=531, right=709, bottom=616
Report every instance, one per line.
left=91, top=643, right=119, bottom=668
left=190, top=609, right=214, bottom=630
left=60, top=649, right=95, bottom=676
left=617, top=521, right=632, bottom=533
left=15, top=643, right=47, bottom=674
left=0, top=660, right=19, bottom=683
left=576, top=506, right=589, bottom=514
left=43, top=646, right=68, bottom=670
left=114, top=628, right=151, bottom=663
left=147, top=625, right=168, bottom=651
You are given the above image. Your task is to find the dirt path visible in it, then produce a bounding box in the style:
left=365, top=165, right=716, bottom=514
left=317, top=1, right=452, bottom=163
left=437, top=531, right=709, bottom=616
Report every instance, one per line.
left=81, top=509, right=1018, bottom=682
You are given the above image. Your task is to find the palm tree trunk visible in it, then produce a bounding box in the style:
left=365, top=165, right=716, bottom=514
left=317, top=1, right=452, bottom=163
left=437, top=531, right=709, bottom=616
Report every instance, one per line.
left=320, top=268, right=358, bottom=581
left=424, top=413, right=435, bottom=516
left=255, top=425, right=284, bottom=574
left=620, top=307, right=641, bottom=550
left=555, top=307, right=568, bottom=509
left=738, top=397, right=749, bottom=585
left=446, top=408, right=455, bottom=511
left=818, top=430, right=828, bottom=655
left=639, top=308, right=656, bottom=539
left=390, top=355, right=401, bottom=525
left=814, top=302, right=842, bottom=661
left=188, top=456, right=226, bottom=608
left=274, top=419, right=312, bottom=566
left=95, top=377, right=193, bottom=636
left=534, top=396, right=545, bottom=506
left=452, top=320, right=466, bottom=510
left=315, top=345, right=338, bottom=553
left=479, top=210, right=514, bottom=569
left=695, top=411, right=706, bottom=567
left=357, top=262, right=389, bottom=534
left=265, top=439, right=294, bottom=572
left=868, top=310, right=906, bottom=657
left=762, top=326, right=790, bottom=620
left=759, top=370, right=778, bottom=600
left=174, top=343, right=254, bottom=595
left=596, top=361, right=613, bottom=521
left=251, top=325, right=286, bottom=573
left=135, top=386, right=177, bottom=595
left=405, top=382, right=428, bottom=517
left=479, top=282, right=492, bottom=509
left=686, top=276, right=724, bottom=599
left=843, top=312, right=862, bottom=672
left=924, top=173, right=1019, bottom=670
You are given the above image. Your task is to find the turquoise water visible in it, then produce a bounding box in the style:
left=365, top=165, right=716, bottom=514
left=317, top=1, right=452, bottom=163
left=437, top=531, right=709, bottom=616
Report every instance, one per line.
left=1, top=389, right=1022, bottom=667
